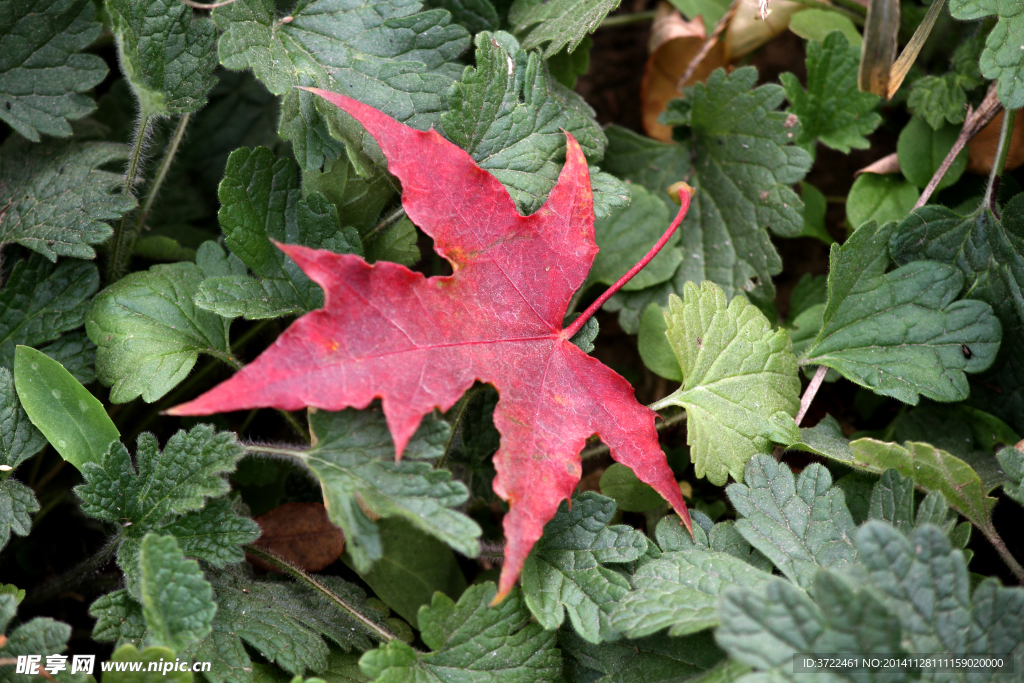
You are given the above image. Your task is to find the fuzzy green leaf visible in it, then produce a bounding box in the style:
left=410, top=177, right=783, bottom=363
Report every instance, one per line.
left=997, top=446, right=1024, bottom=505
left=161, top=498, right=261, bottom=567
left=441, top=31, right=621, bottom=217
left=38, top=330, right=96, bottom=385
left=0, top=0, right=108, bottom=141
left=785, top=414, right=855, bottom=462
left=140, top=534, right=216, bottom=652
left=949, top=0, right=1024, bottom=108
left=0, top=478, right=38, bottom=554
left=801, top=220, right=1002, bottom=404
left=653, top=281, right=800, bottom=485
left=195, top=147, right=362, bottom=320
left=0, top=367, right=45, bottom=472
left=87, top=242, right=242, bottom=403
left=103, top=645, right=194, bottom=683
left=363, top=217, right=421, bottom=267
left=909, top=74, right=969, bottom=129
left=508, top=0, right=619, bottom=58
left=212, top=0, right=469, bottom=171
left=107, top=0, right=217, bottom=115
left=588, top=185, right=678, bottom=292
left=0, top=256, right=98, bottom=370
left=727, top=455, right=857, bottom=588
left=559, top=629, right=730, bottom=683
left=867, top=469, right=916, bottom=534
left=90, top=589, right=147, bottom=649
left=0, top=137, right=135, bottom=261
left=781, top=31, right=881, bottom=153
left=521, top=492, right=647, bottom=643
left=0, top=595, right=73, bottom=683
left=601, top=68, right=812, bottom=329
left=280, top=406, right=480, bottom=573
left=358, top=582, right=561, bottom=683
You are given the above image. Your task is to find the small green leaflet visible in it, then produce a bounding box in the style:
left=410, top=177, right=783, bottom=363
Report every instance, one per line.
left=429, top=0, right=500, bottom=34
left=106, top=0, right=217, bottom=115
left=601, top=68, right=812, bottom=330
left=212, top=0, right=469, bottom=171
left=588, top=185, right=678, bottom=292
left=521, top=492, right=647, bottom=643
left=91, top=591, right=146, bottom=649
left=441, top=31, right=625, bottom=217
left=781, top=31, right=881, bottom=154
left=949, top=0, right=1024, bottom=108
left=0, top=594, right=75, bottom=683
left=0, top=137, right=136, bottom=261
left=0, top=256, right=99, bottom=370
left=559, top=628, right=731, bottom=683
left=800, top=220, right=1001, bottom=404
left=508, top=0, right=620, bottom=58
left=997, top=445, right=1024, bottom=506
left=908, top=34, right=985, bottom=129
left=0, top=0, right=108, bottom=141
left=87, top=242, right=242, bottom=403
left=262, top=406, right=481, bottom=573
left=139, top=534, right=216, bottom=653
left=358, top=583, right=562, bottom=683
left=845, top=173, right=919, bottom=228
left=867, top=469, right=916, bottom=534
left=651, top=281, right=800, bottom=486
left=195, top=147, right=361, bottom=320
left=897, top=117, right=967, bottom=190
left=727, top=455, right=857, bottom=589
left=0, top=367, right=46, bottom=473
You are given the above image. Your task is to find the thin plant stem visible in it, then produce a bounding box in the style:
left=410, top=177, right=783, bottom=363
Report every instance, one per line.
left=564, top=186, right=693, bottom=339
left=436, top=387, right=481, bottom=470
left=243, top=544, right=401, bottom=643
left=108, top=112, right=154, bottom=282
left=599, top=10, right=656, bottom=27
left=136, top=112, right=192, bottom=230
left=580, top=410, right=687, bottom=459
left=980, top=524, right=1024, bottom=584
left=984, top=108, right=1016, bottom=211
left=795, top=365, right=829, bottom=427
left=23, top=532, right=123, bottom=607
left=370, top=207, right=406, bottom=236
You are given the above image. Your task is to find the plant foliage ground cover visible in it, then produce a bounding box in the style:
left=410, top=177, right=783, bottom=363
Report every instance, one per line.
left=1, top=0, right=1024, bottom=682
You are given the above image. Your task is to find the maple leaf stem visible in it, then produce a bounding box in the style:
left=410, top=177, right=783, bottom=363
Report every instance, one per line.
left=564, top=186, right=693, bottom=340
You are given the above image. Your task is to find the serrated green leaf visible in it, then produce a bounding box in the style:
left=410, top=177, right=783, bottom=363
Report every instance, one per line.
left=996, top=445, right=1024, bottom=505
left=559, top=628, right=729, bottom=683
left=0, top=0, right=108, bottom=141
left=358, top=582, right=561, bottom=683
left=140, top=534, right=216, bottom=652
left=0, top=595, right=74, bottom=683
left=716, top=571, right=909, bottom=681
left=300, top=155, right=394, bottom=237
left=521, top=492, right=647, bottom=642
left=363, top=217, right=421, bottom=266
left=909, top=74, right=969, bottom=129
left=785, top=414, right=855, bottom=462
left=567, top=314, right=599, bottom=353
left=652, top=281, right=800, bottom=485
left=87, top=241, right=242, bottom=403
left=845, top=173, right=919, bottom=229
left=509, top=0, right=619, bottom=58
left=0, top=478, right=38, bottom=553
left=0, top=367, right=45, bottom=472
left=949, top=0, right=1024, bottom=108
left=868, top=469, right=915, bottom=534
left=284, top=407, right=480, bottom=573
left=601, top=68, right=812, bottom=329
left=781, top=31, right=881, bottom=154
left=0, top=585, right=25, bottom=605
left=162, top=498, right=261, bottom=567
left=427, top=0, right=500, bottom=33
left=588, top=185, right=678, bottom=291
left=107, top=0, right=217, bottom=115
left=897, top=117, right=968, bottom=190
left=90, top=589, right=147, bottom=649
left=14, top=345, right=119, bottom=470
left=0, top=137, right=135, bottom=261
left=599, top=463, right=666, bottom=513
left=727, top=455, right=857, bottom=588
left=212, top=0, right=469, bottom=171
left=801, top=220, right=1002, bottom=404
left=104, top=645, right=194, bottom=683
left=196, top=147, right=362, bottom=320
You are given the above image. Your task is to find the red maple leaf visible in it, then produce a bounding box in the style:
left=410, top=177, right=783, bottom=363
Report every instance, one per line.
left=170, top=90, right=692, bottom=600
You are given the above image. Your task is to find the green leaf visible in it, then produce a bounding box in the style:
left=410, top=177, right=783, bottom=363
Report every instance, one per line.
left=521, top=492, right=647, bottom=642
left=716, top=571, right=909, bottom=680
left=787, top=10, right=862, bottom=47
left=212, top=0, right=469, bottom=171
left=601, top=68, right=812, bottom=328
left=797, top=181, right=834, bottom=244
left=358, top=582, right=561, bottom=683
left=103, top=645, right=194, bottom=683
left=997, top=445, right=1024, bottom=505
left=140, top=534, right=216, bottom=652
left=300, top=155, right=394, bottom=238
left=567, top=315, right=599, bottom=353
left=949, top=0, right=1024, bottom=108
left=908, top=73, right=969, bottom=129
left=161, top=498, right=261, bottom=567
left=90, top=589, right=147, bottom=648
left=287, top=406, right=480, bottom=573
left=599, top=463, right=666, bottom=513
left=38, top=330, right=96, bottom=385
left=427, top=0, right=500, bottom=34
left=0, top=478, right=38, bottom=554
left=784, top=414, right=855, bottom=463
left=107, top=0, right=218, bottom=115
left=668, top=0, right=730, bottom=31
left=637, top=303, right=683, bottom=381
left=196, top=147, right=361, bottom=320
left=441, top=32, right=618, bottom=217
left=0, top=137, right=135, bottom=261
left=87, top=241, right=242, bottom=403
left=867, top=468, right=915, bottom=534
left=0, top=595, right=74, bottom=683
left=588, top=185, right=678, bottom=291
left=508, top=0, right=619, bottom=58
left=800, top=220, right=1002, bottom=404
left=727, top=455, right=857, bottom=588
left=363, top=217, right=421, bottom=267
left=845, top=173, right=919, bottom=229
left=546, top=37, right=592, bottom=89
left=345, top=517, right=467, bottom=628
left=781, top=31, right=881, bottom=154
left=559, top=628, right=729, bottom=683
left=652, top=281, right=800, bottom=485
left=897, top=116, right=968, bottom=190
left=0, top=0, right=108, bottom=141
left=13, top=345, right=119, bottom=470
left=0, top=367, right=46, bottom=472
left=0, top=585, right=25, bottom=605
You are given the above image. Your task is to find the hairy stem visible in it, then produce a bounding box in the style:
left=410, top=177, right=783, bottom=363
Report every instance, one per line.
left=564, top=185, right=693, bottom=339
left=369, top=207, right=406, bottom=236
left=599, top=10, right=656, bottom=27
left=984, top=108, right=1015, bottom=212
left=23, top=532, right=123, bottom=607
left=980, top=524, right=1024, bottom=584
left=135, top=112, right=192, bottom=231
left=243, top=544, right=401, bottom=643
left=107, top=112, right=154, bottom=282
left=580, top=409, right=687, bottom=459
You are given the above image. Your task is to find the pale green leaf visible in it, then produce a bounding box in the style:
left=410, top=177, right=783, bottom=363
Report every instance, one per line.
left=787, top=10, right=862, bottom=47
left=897, top=117, right=967, bottom=190
left=140, top=533, right=216, bottom=652
left=599, top=463, right=665, bottom=513
left=653, top=281, right=800, bottom=485
left=867, top=469, right=915, bottom=534
left=996, top=445, right=1024, bottom=505
left=909, top=74, right=969, bottom=129
left=845, top=173, right=918, bottom=229
left=0, top=0, right=108, bottom=141
left=363, top=217, right=421, bottom=266
left=784, top=414, right=855, bottom=463
left=949, top=0, right=1024, bottom=108
left=637, top=303, right=682, bottom=381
